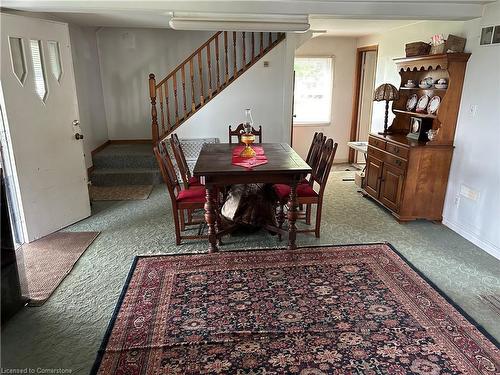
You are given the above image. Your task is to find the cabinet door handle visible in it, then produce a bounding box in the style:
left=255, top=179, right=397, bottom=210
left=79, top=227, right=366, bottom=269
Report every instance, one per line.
left=395, top=159, right=402, bottom=166
left=394, top=147, right=400, bottom=153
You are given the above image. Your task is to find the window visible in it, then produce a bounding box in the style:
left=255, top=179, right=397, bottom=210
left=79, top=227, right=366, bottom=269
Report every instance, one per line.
left=293, top=57, right=333, bottom=125
left=47, top=41, right=62, bottom=82
left=30, top=39, right=48, bottom=102
left=9, top=37, right=27, bottom=84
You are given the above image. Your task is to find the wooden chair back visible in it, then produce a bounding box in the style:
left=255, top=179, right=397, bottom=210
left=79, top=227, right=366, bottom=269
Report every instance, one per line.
left=312, top=138, right=338, bottom=195
left=307, top=132, right=327, bottom=180
left=170, top=134, right=192, bottom=187
left=228, top=123, right=263, bottom=144
left=154, top=140, right=182, bottom=202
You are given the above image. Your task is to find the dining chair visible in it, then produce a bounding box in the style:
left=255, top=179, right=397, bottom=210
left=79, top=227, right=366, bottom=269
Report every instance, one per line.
left=228, top=123, right=263, bottom=144
left=154, top=140, right=207, bottom=245
left=274, top=138, right=338, bottom=238
left=170, top=133, right=202, bottom=188
left=306, top=132, right=326, bottom=168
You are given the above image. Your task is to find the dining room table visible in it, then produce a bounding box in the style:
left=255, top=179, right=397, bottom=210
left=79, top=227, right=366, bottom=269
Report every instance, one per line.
left=193, top=142, right=311, bottom=252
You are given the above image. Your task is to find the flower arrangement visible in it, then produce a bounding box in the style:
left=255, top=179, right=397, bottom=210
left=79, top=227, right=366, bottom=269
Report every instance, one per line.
left=430, top=34, right=446, bottom=54
left=430, top=34, right=445, bottom=47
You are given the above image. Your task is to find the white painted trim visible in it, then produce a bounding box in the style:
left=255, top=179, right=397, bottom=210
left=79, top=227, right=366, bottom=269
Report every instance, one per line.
left=443, top=218, right=500, bottom=260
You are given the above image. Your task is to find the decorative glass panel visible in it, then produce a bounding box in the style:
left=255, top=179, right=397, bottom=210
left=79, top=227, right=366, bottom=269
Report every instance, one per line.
left=8, top=37, right=27, bottom=84
left=47, top=41, right=62, bottom=82
left=30, top=40, right=48, bottom=102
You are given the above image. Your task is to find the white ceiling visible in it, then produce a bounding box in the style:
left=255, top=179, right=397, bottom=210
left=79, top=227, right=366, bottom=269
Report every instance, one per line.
left=309, top=18, right=424, bottom=37
left=1, top=0, right=492, bottom=34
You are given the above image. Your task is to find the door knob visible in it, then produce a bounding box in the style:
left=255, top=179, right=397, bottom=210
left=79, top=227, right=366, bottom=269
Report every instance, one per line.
left=72, top=120, right=80, bottom=126
left=75, top=133, right=84, bottom=140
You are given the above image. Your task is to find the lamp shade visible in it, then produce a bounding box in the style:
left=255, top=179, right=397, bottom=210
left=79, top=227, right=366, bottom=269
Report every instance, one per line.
left=374, top=83, right=399, bottom=102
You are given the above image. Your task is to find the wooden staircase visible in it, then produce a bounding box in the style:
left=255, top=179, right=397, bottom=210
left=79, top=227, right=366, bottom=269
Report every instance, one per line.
left=149, top=31, right=286, bottom=144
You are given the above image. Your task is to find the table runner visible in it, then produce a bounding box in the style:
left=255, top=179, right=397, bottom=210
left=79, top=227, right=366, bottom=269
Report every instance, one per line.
left=232, top=145, right=268, bottom=168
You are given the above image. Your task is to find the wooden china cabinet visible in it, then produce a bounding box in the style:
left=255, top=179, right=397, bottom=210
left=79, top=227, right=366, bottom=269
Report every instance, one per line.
left=363, top=53, right=470, bottom=222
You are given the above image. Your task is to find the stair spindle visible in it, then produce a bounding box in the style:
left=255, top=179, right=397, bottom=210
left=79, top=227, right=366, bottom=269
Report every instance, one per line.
left=224, top=31, right=229, bottom=85
left=172, top=71, right=179, bottom=124
left=198, top=51, right=205, bottom=105
left=189, top=59, right=196, bottom=112
left=206, top=44, right=212, bottom=99
left=181, top=64, right=187, bottom=118
left=165, top=81, right=171, bottom=131
left=242, top=32, right=246, bottom=66
left=251, top=33, right=255, bottom=61
left=149, top=73, right=159, bottom=145
left=233, top=31, right=237, bottom=77
left=158, top=84, right=165, bottom=133
left=268, top=32, right=272, bottom=48
left=215, top=35, right=221, bottom=90
left=260, top=32, right=264, bottom=55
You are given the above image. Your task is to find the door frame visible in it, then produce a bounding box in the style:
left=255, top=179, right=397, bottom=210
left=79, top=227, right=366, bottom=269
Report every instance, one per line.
left=349, top=45, right=378, bottom=163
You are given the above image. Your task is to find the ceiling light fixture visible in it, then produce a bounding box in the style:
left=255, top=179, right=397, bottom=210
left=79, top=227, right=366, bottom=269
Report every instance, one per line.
left=169, top=12, right=310, bottom=32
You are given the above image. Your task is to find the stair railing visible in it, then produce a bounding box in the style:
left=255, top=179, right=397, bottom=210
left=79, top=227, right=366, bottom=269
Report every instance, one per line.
left=149, top=31, right=286, bottom=145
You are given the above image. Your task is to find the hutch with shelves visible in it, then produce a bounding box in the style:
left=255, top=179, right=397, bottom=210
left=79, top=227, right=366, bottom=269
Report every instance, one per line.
left=363, top=53, right=471, bottom=221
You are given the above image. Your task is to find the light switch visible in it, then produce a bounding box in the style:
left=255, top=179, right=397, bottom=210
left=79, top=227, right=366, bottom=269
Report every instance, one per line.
left=469, top=104, right=478, bottom=118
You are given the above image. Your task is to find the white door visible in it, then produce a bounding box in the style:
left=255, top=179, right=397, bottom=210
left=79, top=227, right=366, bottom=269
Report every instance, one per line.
left=0, top=13, right=90, bottom=242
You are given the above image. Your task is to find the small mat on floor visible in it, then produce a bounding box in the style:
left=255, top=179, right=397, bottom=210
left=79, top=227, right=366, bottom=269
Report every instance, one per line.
left=90, top=185, right=153, bottom=201
left=17, top=231, right=99, bottom=306
left=92, top=244, right=499, bottom=374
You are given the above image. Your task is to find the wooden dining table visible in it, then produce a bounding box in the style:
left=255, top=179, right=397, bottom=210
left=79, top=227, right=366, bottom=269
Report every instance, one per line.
left=193, top=143, right=311, bottom=252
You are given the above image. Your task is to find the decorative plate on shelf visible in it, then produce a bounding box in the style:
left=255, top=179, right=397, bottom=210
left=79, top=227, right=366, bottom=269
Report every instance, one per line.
left=427, top=96, right=441, bottom=114
left=406, top=94, right=418, bottom=111
left=416, top=94, right=430, bottom=113
left=434, top=84, right=448, bottom=89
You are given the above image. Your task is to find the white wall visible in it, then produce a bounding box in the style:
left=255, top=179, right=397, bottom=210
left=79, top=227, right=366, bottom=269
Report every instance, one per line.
left=442, top=3, right=500, bottom=259
left=292, top=36, right=357, bottom=162
left=69, top=25, right=108, bottom=168
left=358, top=12, right=500, bottom=258
left=175, top=39, right=295, bottom=144
left=96, top=28, right=213, bottom=140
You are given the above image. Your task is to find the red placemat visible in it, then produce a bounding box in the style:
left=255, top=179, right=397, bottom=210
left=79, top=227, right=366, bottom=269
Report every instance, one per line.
left=232, top=146, right=268, bottom=168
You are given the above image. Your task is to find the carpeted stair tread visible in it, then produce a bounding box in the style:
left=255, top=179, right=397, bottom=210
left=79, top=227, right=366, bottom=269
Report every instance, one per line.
left=90, top=167, right=162, bottom=186
left=92, top=144, right=157, bottom=169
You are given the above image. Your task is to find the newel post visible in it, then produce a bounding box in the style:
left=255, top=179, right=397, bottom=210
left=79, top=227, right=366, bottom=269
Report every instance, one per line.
left=149, top=73, right=159, bottom=145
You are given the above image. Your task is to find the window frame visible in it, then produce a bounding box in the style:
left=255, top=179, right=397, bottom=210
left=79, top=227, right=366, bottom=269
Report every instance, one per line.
left=293, top=55, right=335, bottom=127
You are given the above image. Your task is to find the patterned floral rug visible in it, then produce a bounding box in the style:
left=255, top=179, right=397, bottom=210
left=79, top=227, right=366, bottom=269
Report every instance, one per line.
left=92, top=244, right=499, bottom=374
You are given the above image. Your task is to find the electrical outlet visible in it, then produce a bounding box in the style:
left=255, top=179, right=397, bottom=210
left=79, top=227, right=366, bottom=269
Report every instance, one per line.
left=460, top=184, right=480, bottom=201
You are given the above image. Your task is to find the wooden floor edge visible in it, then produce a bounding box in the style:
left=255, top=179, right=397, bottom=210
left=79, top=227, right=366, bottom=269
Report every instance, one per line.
left=109, top=139, right=152, bottom=145
left=91, top=140, right=111, bottom=156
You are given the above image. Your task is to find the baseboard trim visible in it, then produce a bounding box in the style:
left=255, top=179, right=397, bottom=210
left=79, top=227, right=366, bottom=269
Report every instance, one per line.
left=91, top=140, right=111, bottom=156
left=443, top=217, right=500, bottom=260
left=109, top=139, right=152, bottom=145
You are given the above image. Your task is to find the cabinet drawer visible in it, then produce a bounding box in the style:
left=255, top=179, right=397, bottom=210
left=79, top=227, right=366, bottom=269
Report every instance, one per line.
left=386, top=142, right=408, bottom=159
left=367, top=145, right=385, bottom=160
left=385, top=153, right=407, bottom=170
left=368, top=136, right=386, bottom=150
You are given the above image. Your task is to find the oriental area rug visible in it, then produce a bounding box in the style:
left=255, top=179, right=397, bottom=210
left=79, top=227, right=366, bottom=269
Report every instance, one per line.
left=92, top=244, right=499, bottom=374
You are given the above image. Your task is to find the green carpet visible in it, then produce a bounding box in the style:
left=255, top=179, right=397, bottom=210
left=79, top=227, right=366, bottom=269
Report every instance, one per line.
left=2, top=171, right=499, bottom=374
